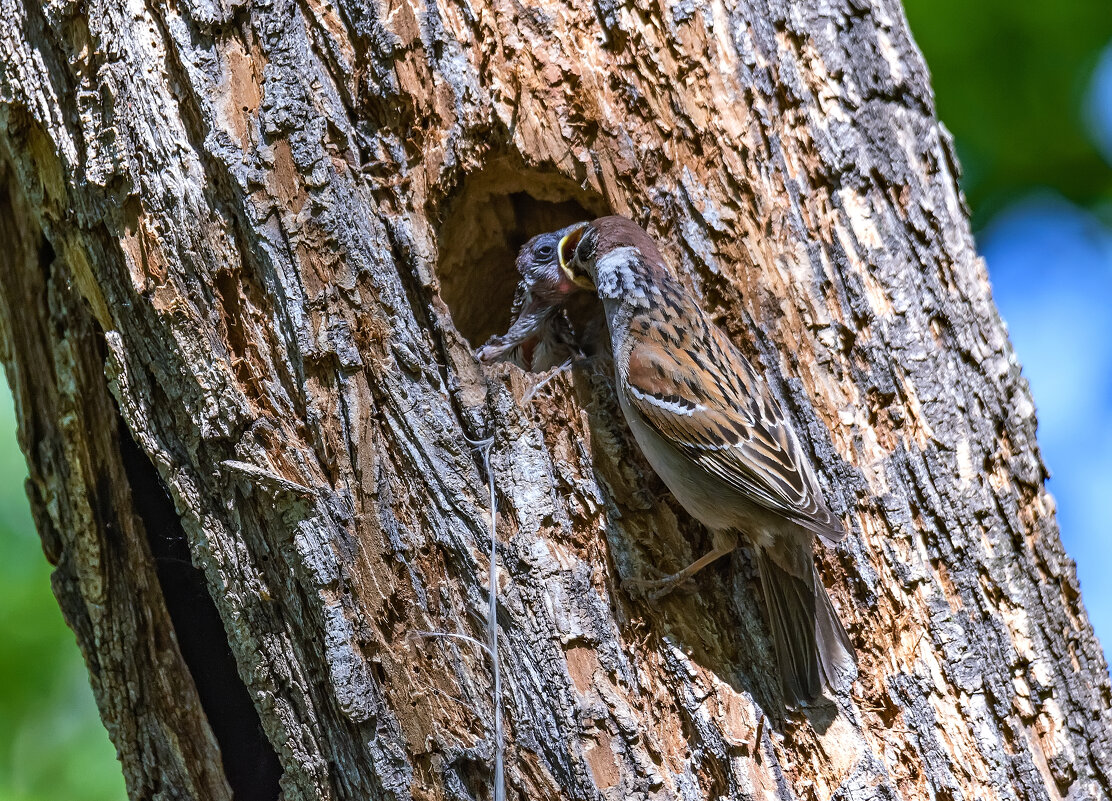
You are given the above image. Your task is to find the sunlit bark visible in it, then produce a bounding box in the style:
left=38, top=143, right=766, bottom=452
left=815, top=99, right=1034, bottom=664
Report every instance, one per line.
left=0, top=0, right=1109, bottom=798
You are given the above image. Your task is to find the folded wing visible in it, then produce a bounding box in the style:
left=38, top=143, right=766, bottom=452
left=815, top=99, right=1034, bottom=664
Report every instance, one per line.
left=623, top=314, right=845, bottom=544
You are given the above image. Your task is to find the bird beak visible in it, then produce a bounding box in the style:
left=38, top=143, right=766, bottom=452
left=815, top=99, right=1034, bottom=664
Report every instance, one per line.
left=558, top=223, right=595, bottom=290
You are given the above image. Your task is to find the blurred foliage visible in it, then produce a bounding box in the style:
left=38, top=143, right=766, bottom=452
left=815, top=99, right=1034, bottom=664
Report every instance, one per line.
left=903, top=0, right=1112, bottom=227
left=0, top=387, right=126, bottom=801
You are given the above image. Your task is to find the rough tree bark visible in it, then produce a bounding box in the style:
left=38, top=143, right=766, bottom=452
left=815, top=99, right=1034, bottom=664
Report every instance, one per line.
left=0, top=0, right=1109, bottom=799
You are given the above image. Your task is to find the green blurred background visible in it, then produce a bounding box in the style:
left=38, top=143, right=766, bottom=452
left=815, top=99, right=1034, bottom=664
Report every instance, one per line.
left=0, top=2, right=1110, bottom=797
left=904, top=0, right=1112, bottom=225
left=0, top=390, right=125, bottom=801
left=904, top=0, right=1112, bottom=663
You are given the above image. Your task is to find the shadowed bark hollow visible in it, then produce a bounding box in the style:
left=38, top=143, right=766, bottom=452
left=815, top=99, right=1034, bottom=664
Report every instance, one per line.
left=0, top=0, right=1109, bottom=799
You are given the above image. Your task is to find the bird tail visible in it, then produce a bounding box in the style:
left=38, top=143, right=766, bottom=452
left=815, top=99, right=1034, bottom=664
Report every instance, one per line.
left=814, top=566, right=857, bottom=693
left=757, top=550, right=856, bottom=705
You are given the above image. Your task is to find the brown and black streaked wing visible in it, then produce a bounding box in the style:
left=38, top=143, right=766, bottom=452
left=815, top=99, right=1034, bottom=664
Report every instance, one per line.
left=623, top=310, right=845, bottom=544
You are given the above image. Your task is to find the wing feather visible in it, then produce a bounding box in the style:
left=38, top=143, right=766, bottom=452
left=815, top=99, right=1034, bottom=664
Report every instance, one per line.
left=623, top=315, right=845, bottom=542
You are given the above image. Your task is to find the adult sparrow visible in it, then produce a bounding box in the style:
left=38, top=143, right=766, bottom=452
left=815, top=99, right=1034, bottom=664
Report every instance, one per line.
left=557, top=215, right=856, bottom=704
left=477, top=226, right=583, bottom=371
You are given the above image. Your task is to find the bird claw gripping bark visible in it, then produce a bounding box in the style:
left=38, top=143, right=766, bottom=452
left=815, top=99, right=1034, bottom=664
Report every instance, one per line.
left=622, top=572, right=698, bottom=601
left=623, top=532, right=736, bottom=600
left=521, top=357, right=575, bottom=404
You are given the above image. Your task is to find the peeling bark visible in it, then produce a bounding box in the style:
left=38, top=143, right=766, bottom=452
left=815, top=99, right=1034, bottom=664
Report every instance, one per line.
left=0, top=0, right=1109, bottom=799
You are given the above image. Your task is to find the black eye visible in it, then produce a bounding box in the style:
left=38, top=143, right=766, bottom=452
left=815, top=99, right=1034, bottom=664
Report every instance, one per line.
left=536, top=243, right=555, bottom=259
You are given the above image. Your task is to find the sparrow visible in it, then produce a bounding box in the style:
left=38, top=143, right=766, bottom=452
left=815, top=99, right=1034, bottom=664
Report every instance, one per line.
left=556, top=215, right=856, bottom=704
left=477, top=226, right=584, bottom=372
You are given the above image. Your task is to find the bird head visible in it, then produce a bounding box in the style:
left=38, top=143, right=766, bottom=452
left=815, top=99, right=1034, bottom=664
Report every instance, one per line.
left=517, top=224, right=586, bottom=301
left=475, top=224, right=587, bottom=369
left=559, top=216, right=664, bottom=296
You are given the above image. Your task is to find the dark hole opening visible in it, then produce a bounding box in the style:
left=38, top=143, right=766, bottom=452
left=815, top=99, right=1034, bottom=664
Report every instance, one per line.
left=437, top=164, right=607, bottom=349
left=116, top=419, right=283, bottom=801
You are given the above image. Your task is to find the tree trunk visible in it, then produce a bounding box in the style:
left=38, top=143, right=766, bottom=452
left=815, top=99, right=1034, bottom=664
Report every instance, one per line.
left=1, top=0, right=1109, bottom=799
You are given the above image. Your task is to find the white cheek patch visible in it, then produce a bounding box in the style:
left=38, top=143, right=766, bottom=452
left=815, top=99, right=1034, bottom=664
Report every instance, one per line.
left=594, top=247, right=642, bottom=298
left=597, top=246, right=640, bottom=269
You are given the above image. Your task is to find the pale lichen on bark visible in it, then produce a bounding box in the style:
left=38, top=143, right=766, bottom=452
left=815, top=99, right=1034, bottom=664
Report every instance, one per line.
left=0, top=0, right=1109, bottom=799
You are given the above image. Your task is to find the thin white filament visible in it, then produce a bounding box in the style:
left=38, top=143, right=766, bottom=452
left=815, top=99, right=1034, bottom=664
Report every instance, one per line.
left=466, top=435, right=503, bottom=801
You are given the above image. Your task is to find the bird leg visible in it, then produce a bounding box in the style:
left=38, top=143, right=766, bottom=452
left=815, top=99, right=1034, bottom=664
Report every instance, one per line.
left=624, top=530, right=737, bottom=600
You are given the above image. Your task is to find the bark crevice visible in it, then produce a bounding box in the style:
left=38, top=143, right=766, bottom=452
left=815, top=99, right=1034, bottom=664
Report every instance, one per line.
left=116, top=415, right=284, bottom=801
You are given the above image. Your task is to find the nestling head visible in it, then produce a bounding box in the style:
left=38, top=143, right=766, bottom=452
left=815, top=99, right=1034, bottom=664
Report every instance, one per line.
left=516, top=224, right=587, bottom=302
